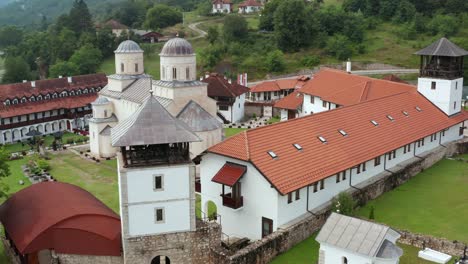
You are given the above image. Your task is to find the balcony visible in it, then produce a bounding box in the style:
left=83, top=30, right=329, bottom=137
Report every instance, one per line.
left=0, top=110, right=92, bottom=130
left=221, top=193, right=243, bottom=209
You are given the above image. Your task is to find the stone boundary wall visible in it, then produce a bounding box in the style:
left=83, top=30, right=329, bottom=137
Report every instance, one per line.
left=212, top=139, right=468, bottom=264
left=55, top=254, right=123, bottom=264
left=398, top=230, right=466, bottom=257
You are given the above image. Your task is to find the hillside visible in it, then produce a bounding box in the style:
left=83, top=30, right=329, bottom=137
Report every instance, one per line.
left=0, top=0, right=123, bottom=27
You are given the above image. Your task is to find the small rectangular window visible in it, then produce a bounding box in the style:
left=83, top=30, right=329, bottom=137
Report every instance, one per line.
left=293, top=143, right=302, bottom=150
left=219, top=105, right=229, bottom=111
left=387, top=115, right=394, bottom=121
left=322, top=101, right=327, bottom=108
left=154, top=175, right=163, bottom=191
left=357, top=164, right=361, bottom=174
left=374, top=156, right=381, bottom=166
left=313, top=182, right=318, bottom=193
left=415, top=106, right=422, bottom=112
left=186, top=67, right=190, bottom=79
left=320, top=180, right=324, bottom=190
left=336, top=174, right=340, bottom=183
left=155, top=208, right=165, bottom=223
left=135, top=63, right=139, bottom=72
left=371, top=120, right=379, bottom=126
left=342, top=170, right=346, bottom=181
left=431, top=82, right=436, bottom=90
left=267, top=151, right=278, bottom=159
left=338, top=130, right=347, bottom=136
left=295, top=190, right=300, bottom=200
left=402, top=111, right=409, bottom=117
left=287, top=193, right=292, bottom=204
left=310, top=96, right=315, bottom=104
left=407, top=144, right=411, bottom=152
left=442, top=130, right=445, bottom=137
left=393, top=150, right=396, bottom=158
left=456, top=82, right=458, bottom=90
left=318, top=136, right=327, bottom=144
left=362, top=162, right=366, bottom=172
left=454, top=101, right=457, bottom=109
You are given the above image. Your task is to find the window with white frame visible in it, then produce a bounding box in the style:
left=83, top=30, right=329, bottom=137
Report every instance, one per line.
left=155, top=208, right=165, bottom=223
left=154, top=175, right=164, bottom=191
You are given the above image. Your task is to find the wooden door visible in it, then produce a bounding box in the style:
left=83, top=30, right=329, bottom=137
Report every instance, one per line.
left=288, top=110, right=296, bottom=120
left=262, top=217, right=273, bottom=238
left=27, top=252, right=39, bottom=264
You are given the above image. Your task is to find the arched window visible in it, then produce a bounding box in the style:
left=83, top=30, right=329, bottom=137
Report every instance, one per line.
left=30, top=96, right=36, bottom=102
left=172, top=67, right=177, bottom=80
left=21, top=97, right=27, bottom=103
left=52, top=93, right=58, bottom=99
left=4, top=100, right=10, bottom=105
left=70, top=91, right=75, bottom=96
left=121, top=63, right=124, bottom=72
left=342, top=257, right=348, bottom=264
left=77, top=89, right=82, bottom=95
left=104, top=110, right=108, bottom=118
left=135, top=63, right=139, bottom=73
left=90, top=88, right=95, bottom=93
left=37, top=95, right=42, bottom=101
left=12, top=99, right=18, bottom=105
left=61, top=91, right=68, bottom=97
left=186, top=67, right=190, bottom=80
left=83, top=88, right=89, bottom=94
left=45, top=94, right=50, bottom=100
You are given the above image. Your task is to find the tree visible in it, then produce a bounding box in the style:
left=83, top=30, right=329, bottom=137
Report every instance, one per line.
left=274, top=0, right=316, bottom=52
left=67, top=0, right=94, bottom=35
left=207, top=26, right=219, bottom=45
left=331, top=192, right=356, bottom=216
left=223, top=15, right=248, bottom=42
left=69, top=44, right=102, bottom=74
left=2, top=56, right=31, bottom=84
left=0, top=26, right=23, bottom=48
left=259, top=0, right=281, bottom=31
left=326, top=34, right=353, bottom=60
left=96, top=28, right=117, bottom=58
left=55, top=28, right=78, bottom=61
left=265, top=50, right=285, bottom=72
left=428, top=14, right=459, bottom=37
left=144, top=4, right=183, bottom=30
left=393, top=0, right=416, bottom=23
left=49, top=61, right=80, bottom=78
left=112, top=1, right=146, bottom=28
left=196, top=0, right=212, bottom=16
left=0, top=147, right=11, bottom=198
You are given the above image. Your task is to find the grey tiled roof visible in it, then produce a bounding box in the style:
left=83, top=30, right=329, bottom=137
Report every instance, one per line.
left=177, top=100, right=222, bottom=132
left=111, top=95, right=201, bottom=147
left=415, top=38, right=468, bottom=57
left=107, top=73, right=152, bottom=80
left=115, top=40, right=144, bottom=53
left=160, top=38, right=194, bottom=56
left=92, top=96, right=110, bottom=105
left=89, top=114, right=118, bottom=124
left=153, top=80, right=206, bottom=88
left=316, top=213, right=399, bottom=257
left=100, top=77, right=173, bottom=106
left=376, top=240, right=403, bottom=259
left=100, top=125, right=112, bottom=136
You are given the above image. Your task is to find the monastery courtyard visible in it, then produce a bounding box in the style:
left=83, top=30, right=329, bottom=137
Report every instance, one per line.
left=0, top=142, right=466, bottom=263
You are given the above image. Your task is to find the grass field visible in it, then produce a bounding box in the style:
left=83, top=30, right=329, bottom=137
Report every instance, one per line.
left=271, top=232, right=455, bottom=264
left=224, top=128, right=247, bottom=137
left=2, top=132, right=88, bottom=154
left=357, top=158, right=468, bottom=243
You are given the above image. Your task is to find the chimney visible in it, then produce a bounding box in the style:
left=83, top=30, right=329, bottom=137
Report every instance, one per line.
left=22, top=80, right=27, bottom=83
left=67, top=76, right=73, bottom=83
left=59, top=75, right=63, bottom=78
left=346, top=59, right=352, bottom=73
left=31, top=81, right=36, bottom=88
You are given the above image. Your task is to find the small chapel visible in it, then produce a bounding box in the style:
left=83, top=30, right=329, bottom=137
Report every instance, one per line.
left=89, top=38, right=222, bottom=158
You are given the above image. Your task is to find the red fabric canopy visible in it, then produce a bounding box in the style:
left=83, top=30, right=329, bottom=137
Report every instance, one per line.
left=211, top=162, right=247, bottom=186
left=0, top=182, right=122, bottom=256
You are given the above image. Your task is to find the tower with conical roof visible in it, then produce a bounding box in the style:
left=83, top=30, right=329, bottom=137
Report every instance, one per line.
left=416, top=37, right=468, bottom=116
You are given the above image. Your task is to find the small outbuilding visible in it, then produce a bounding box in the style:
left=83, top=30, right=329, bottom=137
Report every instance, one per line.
left=316, top=213, right=403, bottom=264
left=0, top=182, right=122, bottom=264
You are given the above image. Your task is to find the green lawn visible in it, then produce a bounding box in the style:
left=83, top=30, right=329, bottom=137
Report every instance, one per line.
left=357, top=158, right=468, bottom=243
left=224, top=128, right=247, bottom=137
left=271, top=232, right=454, bottom=264
left=2, top=132, right=88, bottom=154
left=195, top=194, right=217, bottom=219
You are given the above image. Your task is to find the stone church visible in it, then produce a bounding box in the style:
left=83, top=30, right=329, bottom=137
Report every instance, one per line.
left=89, top=38, right=222, bottom=158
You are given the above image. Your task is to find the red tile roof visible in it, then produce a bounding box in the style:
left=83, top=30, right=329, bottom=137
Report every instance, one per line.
left=250, top=76, right=311, bottom=93
left=212, top=162, right=247, bottom=186
left=0, top=73, right=107, bottom=101
left=0, top=94, right=97, bottom=118
left=300, top=69, right=415, bottom=106
left=202, top=73, right=250, bottom=98
left=213, top=0, right=232, bottom=4
left=0, top=182, right=121, bottom=256
left=99, top=19, right=128, bottom=29
left=239, top=0, right=263, bottom=7
left=209, top=90, right=467, bottom=195
left=274, top=90, right=303, bottom=110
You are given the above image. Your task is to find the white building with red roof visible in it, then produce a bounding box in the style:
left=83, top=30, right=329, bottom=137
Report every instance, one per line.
left=0, top=74, right=106, bottom=144
left=238, top=0, right=263, bottom=14
left=212, top=0, right=233, bottom=13
left=199, top=38, right=468, bottom=240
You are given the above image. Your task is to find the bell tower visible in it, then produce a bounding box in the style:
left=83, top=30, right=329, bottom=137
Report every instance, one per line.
left=416, top=37, right=468, bottom=116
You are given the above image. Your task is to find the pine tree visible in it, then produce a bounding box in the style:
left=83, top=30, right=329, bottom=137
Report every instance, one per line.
left=68, top=0, right=94, bottom=35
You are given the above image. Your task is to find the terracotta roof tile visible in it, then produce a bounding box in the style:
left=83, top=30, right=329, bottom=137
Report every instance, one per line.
left=212, top=162, right=247, bottom=186
left=209, top=90, right=467, bottom=194
left=202, top=73, right=249, bottom=98
left=238, top=0, right=263, bottom=7
left=250, top=76, right=311, bottom=93
left=274, top=90, right=303, bottom=110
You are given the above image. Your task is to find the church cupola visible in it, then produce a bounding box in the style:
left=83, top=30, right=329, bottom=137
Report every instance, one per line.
left=114, top=40, right=144, bottom=75
left=159, top=38, right=196, bottom=82
left=416, top=38, right=468, bottom=116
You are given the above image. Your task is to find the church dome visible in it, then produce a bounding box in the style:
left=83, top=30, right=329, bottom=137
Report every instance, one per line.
left=160, top=38, right=194, bottom=56
left=92, top=96, right=110, bottom=105
left=115, top=40, right=144, bottom=53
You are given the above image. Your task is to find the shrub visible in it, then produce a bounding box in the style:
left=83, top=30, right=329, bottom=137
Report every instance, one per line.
left=37, top=159, right=51, bottom=172
left=301, top=55, right=320, bottom=68
left=326, top=34, right=353, bottom=60
left=66, top=139, right=74, bottom=144
left=265, top=50, right=286, bottom=73
left=369, top=206, right=375, bottom=220
left=331, top=192, right=356, bottom=216
left=21, top=151, right=27, bottom=156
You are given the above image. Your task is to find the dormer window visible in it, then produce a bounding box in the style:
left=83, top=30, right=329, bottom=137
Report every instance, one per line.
left=387, top=115, right=394, bottom=121
left=12, top=99, right=18, bottom=105
left=4, top=100, right=10, bottom=105
left=371, top=120, right=378, bottom=126
left=77, top=90, right=82, bottom=95
left=318, top=136, right=327, bottom=144
left=30, top=96, right=35, bottom=102
left=415, top=106, right=422, bottom=112
left=37, top=95, right=42, bottom=101
left=52, top=93, right=58, bottom=99
left=267, top=151, right=278, bottom=159
left=70, top=91, right=75, bottom=96
left=338, top=130, right=348, bottom=136
left=83, top=88, right=89, bottom=94
left=45, top=94, right=50, bottom=100
left=402, top=111, right=409, bottom=117
left=21, top=97, right=27, bottom=103
left=293, top=144, right=302, bottom=150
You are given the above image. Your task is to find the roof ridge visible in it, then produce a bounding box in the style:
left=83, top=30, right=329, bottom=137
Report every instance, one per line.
left=360, top=81, right=371, bottom=102
left=244, top=131, right=251, bottom=160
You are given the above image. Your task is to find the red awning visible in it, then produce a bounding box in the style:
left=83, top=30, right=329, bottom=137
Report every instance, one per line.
left=211, top=162, right=247, bottom=186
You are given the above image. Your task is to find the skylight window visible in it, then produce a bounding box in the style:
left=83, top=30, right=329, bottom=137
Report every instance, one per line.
left=387, top=115, right=394, bottom=121
left=415, top=106, right=422, bottom=112
left=402, top=111, right=409, bottom=117
left=338, top=130, right=348, bottom=136
left=293, top=143, right=303, bottom=150
left=318, top=136, right=327, bottom=144
left=371, top=120, right=379, bottom=126
left=267, top=151, right=278, bottom=159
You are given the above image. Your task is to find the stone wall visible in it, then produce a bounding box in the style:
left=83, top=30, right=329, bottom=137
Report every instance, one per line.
left=55, top=254, right=123, bottom=264
left=123, top=221, right=222, bottom=264
left=398, top=230, right=466, bottom=257
left=212, top=139, right=468, bottom=264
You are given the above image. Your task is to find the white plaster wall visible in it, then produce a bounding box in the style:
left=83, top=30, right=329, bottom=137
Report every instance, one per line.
left=107, top=78, right=135, bottom=93
left=218, top=106, right=232, bottom=123
left=99, top=134, right=117, bottom=158
left=169, top=84, right=218, bottom=117
left=418, top=78, right=463, bottom=116
left=320, top=244, right=376, bottom=264
left=191, top=129, right=222, bottom=158
left=107, top=97, right=140, bottom=124
left=280, top=109, right=288, bottom=122
left=160, top=55, right=196, bottom=82
left=305, top=174, right=350, bottom=215
left=115, top=52, right=144, bottom=75
left=302, top=95, right=336, bottom=116
left=200, top=153, right=278, bottom=240
left=92, top=103, right=114, bottom=119
left=232, top=94, right=245, bottom=123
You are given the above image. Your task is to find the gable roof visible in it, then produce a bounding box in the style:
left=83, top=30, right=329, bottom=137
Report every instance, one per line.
left=250, top=76, right=311, bottom=93
left=100, top=19, right=128, bottom=30
left=202, top=73, right=250, bottom=98
left=211, top=162, right=247, bottom=186
left=177, top=100, right=222, bottom=132
left=300, top=69, right=415, bottom=106
left=111, top=95, right=200, bottom=147
left=209, top=89, right=467, bottom=194
left=415, top=37, right=468, bottom=57
left=239, top=0, right=263, bottom=7
left=316, top=213, right=401, bottom=258
left=274, top=90, right=303, bottom=110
